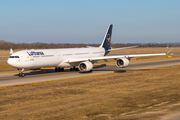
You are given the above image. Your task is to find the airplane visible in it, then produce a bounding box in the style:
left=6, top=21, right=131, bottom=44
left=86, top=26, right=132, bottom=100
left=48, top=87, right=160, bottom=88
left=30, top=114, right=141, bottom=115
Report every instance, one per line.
left=7, top=24, right=167, bottom=77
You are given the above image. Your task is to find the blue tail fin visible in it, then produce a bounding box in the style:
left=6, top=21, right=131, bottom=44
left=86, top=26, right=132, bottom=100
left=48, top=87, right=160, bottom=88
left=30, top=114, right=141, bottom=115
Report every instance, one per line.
left=100, top=24, right=113, bottom=53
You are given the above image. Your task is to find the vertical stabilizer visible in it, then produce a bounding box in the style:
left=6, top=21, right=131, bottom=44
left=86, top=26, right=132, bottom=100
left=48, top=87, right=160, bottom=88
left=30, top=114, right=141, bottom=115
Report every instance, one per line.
left=100, top=24, right=113, bottom=52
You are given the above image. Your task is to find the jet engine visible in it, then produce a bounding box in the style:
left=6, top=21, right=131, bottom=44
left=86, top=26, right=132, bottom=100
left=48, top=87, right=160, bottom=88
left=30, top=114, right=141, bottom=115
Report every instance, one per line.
left=115, top=57, right=129, bottom=68
left=78, top=61, right=93, bottom=72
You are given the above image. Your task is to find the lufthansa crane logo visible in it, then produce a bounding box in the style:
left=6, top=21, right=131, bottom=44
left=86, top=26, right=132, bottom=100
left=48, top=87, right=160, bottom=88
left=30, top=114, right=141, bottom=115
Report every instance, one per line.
left=106, top=34, right=111, bottom=46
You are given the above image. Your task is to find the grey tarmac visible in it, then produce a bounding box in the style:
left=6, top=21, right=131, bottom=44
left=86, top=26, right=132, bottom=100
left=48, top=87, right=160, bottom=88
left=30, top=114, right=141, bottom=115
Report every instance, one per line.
left=0, top=59, right=180, bottom=87
left=0, top=59, right=7, bottom=61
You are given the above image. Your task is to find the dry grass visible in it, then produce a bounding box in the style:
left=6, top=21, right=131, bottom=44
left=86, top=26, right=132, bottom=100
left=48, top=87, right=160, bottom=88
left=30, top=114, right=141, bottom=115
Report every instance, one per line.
left=1, top=65, right=180, bottom=119
left=0, top=50, right=10, bottom=59
left=0, top=61, right=16, bottom=74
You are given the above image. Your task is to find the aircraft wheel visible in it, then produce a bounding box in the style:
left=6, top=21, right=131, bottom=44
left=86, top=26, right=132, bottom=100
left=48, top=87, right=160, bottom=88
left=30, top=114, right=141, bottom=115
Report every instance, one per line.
left=75, top=68, right=79, bottom=71
left=73, top=66, right=76, bottom=71
left=55, top=67, right=57, bottom=72
left=19, top=73, right=25, bottom=77
left=21, top=73, right=25, bottom=77
left=58, top=67, right=62, bottom=72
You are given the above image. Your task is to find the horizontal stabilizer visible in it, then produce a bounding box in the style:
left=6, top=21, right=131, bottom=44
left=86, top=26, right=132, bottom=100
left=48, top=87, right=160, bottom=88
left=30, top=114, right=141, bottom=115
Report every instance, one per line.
left=86, top=46, right=96, bottom=48
left=108, top=46, right=139, bottom=51
left=10, top=48, right=14, bottom=54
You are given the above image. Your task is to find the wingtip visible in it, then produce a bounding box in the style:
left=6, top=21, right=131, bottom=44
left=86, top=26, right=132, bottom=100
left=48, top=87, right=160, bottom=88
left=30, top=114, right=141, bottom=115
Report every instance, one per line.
left=167, top=49, right=173, bottom=55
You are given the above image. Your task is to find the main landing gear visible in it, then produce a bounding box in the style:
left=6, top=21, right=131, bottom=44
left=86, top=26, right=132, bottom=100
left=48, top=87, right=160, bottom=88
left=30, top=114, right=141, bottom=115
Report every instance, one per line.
left=17, top=69, right=25, bottom=77
left=55, top=67, right=64, bottom=72
left=70, top=66, right=79, bottom=71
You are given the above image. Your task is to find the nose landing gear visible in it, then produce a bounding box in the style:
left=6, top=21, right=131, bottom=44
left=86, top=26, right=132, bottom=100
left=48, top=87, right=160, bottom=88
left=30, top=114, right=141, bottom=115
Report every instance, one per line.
left=17, top=69, right=25, bottom=77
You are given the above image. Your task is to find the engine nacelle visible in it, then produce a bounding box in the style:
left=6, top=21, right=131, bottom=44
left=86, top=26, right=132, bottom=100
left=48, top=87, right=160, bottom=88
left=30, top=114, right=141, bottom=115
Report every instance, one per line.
left=78, top=61, right=93, bottom=72
left=116, top=57, right=129, bottom=68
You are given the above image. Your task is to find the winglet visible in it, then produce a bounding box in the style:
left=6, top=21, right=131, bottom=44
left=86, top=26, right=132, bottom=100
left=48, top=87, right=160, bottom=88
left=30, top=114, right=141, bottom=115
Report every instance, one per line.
left=10, top=48, right=14, bottom=54
left=167, top=49, right=173, bottom=55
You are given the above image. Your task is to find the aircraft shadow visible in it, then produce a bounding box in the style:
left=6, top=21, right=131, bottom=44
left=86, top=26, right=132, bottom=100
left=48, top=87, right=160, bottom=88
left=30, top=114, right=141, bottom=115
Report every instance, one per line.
left=14, top=64, right=108, bottom=76
left=13, top=65, right=156, bottom=76
left=93, top=64, right=107, bottom=68
left=114, top=69, right=155, bottom=73
left=14, top=69, right=71, bottom=76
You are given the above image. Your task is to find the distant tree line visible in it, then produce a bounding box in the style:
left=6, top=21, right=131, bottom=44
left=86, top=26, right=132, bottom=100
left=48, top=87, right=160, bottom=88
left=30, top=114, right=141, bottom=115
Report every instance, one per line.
left=0, top=40, right=179, bottom=50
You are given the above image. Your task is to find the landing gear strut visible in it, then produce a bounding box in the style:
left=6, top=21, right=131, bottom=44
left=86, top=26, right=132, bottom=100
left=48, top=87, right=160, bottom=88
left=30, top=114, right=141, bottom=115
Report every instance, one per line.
left=17, top=69, right=25, bottom=77
left=55, top=67, right=64, bottom=72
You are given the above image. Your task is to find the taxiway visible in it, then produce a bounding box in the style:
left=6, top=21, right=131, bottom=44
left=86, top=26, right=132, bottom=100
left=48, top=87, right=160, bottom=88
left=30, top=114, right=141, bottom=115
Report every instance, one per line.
left=0, top=59, right=180, bottom=87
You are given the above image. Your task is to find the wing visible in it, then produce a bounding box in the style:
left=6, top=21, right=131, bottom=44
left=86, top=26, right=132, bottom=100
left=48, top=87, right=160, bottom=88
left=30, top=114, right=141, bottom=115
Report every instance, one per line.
left=63, top=53, right=166, bottom=63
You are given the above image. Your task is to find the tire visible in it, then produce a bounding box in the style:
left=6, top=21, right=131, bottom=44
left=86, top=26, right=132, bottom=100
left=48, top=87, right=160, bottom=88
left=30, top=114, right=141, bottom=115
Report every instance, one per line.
left=58, top=67, right=61, bottom=72
left=19, top=73, right=25, bottom=77
left=21, top=73, right=25, bottom=77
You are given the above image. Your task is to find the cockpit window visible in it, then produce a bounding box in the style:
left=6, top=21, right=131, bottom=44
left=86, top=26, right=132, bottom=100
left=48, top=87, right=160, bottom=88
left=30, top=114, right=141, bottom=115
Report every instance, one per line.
left=9, top=56, right=19, bottom=58
left=9, top=56, right=14, bottom=58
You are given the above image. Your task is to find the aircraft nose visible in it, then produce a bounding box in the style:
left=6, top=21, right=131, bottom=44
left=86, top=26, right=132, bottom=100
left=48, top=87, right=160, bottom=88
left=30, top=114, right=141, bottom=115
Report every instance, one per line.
left=7, top=58, right=12, bottom=65
left=7, top=58, right=16, bottom=67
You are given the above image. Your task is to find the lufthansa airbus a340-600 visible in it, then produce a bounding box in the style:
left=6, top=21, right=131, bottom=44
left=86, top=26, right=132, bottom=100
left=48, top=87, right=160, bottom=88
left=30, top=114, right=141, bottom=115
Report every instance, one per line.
left=7, top=24, right=167, bottom=77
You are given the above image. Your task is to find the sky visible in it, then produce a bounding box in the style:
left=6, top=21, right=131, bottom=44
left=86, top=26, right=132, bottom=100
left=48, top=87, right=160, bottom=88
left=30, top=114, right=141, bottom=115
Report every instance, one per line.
left=0, top=0, right=180, bottom=44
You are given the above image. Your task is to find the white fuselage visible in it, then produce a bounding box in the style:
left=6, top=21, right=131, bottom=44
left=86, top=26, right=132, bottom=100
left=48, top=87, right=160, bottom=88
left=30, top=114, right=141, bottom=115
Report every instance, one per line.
left=7, top=47, right=105, bottom=69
